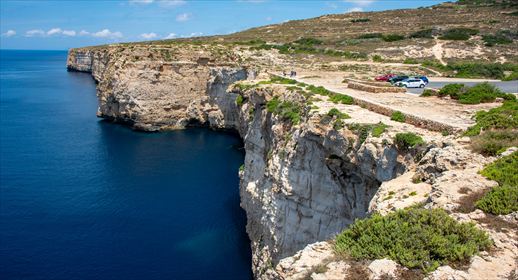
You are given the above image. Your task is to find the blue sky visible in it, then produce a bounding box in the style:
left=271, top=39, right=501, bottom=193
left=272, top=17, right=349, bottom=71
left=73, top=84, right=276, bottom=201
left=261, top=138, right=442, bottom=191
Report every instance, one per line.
left=1, top=0, right=447, bottom=50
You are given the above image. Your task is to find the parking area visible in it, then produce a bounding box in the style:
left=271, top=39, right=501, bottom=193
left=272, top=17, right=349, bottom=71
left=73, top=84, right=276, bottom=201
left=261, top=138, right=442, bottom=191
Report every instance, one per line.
left=407, top=80, right=518, bottom=95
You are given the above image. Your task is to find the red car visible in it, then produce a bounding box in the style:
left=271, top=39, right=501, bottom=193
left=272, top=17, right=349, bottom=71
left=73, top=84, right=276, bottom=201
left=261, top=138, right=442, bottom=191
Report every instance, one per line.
left=375, top=74, right=397, bottom=81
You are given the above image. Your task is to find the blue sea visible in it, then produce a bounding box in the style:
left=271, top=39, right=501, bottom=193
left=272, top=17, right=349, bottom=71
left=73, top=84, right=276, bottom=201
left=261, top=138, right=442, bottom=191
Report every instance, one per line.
left=0, top=50, right=252, bottom=280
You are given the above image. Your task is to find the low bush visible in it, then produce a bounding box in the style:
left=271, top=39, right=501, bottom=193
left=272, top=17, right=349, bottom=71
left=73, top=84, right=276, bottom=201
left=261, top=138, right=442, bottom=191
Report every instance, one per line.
left=382, top=34, right=405, bottom=42
left=420, top=89, right=438, bottom=97
left=476, top=152, right=518, bottom=215
left=465, top=100, right=518, bottom=136
left=351, top=18, right=370, bottom=23
left=334, top=207, right=492, bottom=272
left=482, top=34, right=513, bottom=47
left=327, top=108, right=350, bottom=120
left=270, top=76, right=297, bottom=84
left=329, top=93, right=354, bottom=105
left=439, top=28, right=479, bottom=40
left=390, top=111, right=406, bottom=122
left=410, top=29, right=434, bottom=39
left=403, top=58, right=418, bottom=64
left=395, top=132, right=425, bottom=150
left=371, top=122, right=388, bottom=137
left=266, top=97, right=302, bottom=125
left=235, top=94, right=244, bottom=106
left=470, top=129, right=518, bottom=156
left=293, top=37, right=323, bottom=46
left=502, top=71, right=518, bottom=81
left=438, top=83, right=466, bottom=98
left=372, top=54, right=383, bottom=62
left=458, top=82, right=505, bottom=104
left=357, top=33, right=383, bottom=39
left=333, top=119, right=345, bottom=130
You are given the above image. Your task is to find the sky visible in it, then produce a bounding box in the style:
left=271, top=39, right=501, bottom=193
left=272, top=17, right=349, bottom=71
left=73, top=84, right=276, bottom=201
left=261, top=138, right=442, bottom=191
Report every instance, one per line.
left=0, top=0, right=448, bottom=50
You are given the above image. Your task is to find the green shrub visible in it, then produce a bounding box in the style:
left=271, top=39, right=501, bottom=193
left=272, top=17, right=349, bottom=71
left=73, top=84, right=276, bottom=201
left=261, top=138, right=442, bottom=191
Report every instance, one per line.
left=465, top=100, right=518, bottom=136
left=371, top=122, right=388, bottom=137
left=476, top=152, right=518, bottom=215
left=266, top=96, right=302, bottom=125
left=357, top=33, right=383, bottom=39
left=382, top=34, right=405, bottom=42
left=410, top=29, right=434, bottom=39
left=293, top=37, right=323, bottom=46
left=420, top=89, right=438, bottom=97
left=327, top=108, right=350, bottom=120
left=403, top=58, right=418, bottom=64
left=395, top=132, right=425, bottom=150
left=502, top=71, right=518, bottom=81
left=470, top=130, right=518, bottom=156
left=458, top=82, right=505, bottom=104
left=438, top=83, right=466, bottom=98
left=333, top=119, right=345, bottom=130
left=482, top=34, right=513, bottom=47
left=390, top=111, right=406, bottom=122
left=270, top=76, right=297, bottom=84
left=372, top=55, right=383, bottom=62
left=351, top=18, right=370, bottom=23
left=236, top=95, right=244, bottom=106
left=329, top=93, right=354, bottom=105
left=439, top=28, right=479, bottom=40
left=334, top=207, right=492, bottom=272
left=239, top=164, right=245, bottom=172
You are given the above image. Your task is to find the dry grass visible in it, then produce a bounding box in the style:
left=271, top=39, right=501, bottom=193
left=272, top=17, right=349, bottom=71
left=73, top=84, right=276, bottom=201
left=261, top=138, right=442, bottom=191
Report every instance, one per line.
left=456, top=189, right=490, bottom=213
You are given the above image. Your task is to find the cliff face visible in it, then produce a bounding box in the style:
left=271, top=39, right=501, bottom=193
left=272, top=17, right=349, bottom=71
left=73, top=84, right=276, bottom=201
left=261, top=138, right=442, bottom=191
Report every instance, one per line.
left=66, top=46, right=516, bottom=280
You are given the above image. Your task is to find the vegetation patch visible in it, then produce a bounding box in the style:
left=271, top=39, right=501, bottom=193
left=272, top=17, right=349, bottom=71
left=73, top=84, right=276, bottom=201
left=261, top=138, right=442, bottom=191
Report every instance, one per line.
left=357, top=33, right=383, bottom=39
left=476, top=152, right=518, bottom=215
left=422, top=61, right=518, bottom=80
left=465, top=100, right=518, bottom=136
left=437, top=83, right=514, bottom=104
left=327, top=108, right=350, bottom=120
left=420, top=89, right=438, bottom=97
left=371, top=122, right=389, bottom=137
left=390, top=111, right=406, bottom=122
left=351, top=18, right=370, bottom=23
left=382, top=34, right=405, bottom=42
left=410, top=29, right=434, bottom=39
left=395, top=132, right=425, bottom=150
left=439, top=28, right=479, bottom=40
left=334, top=207, right=492, bottom=272
left=266, top=96, right=303, bottom=125
left=235, top=94, right=244, bottom=106
left=470, top=129, right=518, bottom=156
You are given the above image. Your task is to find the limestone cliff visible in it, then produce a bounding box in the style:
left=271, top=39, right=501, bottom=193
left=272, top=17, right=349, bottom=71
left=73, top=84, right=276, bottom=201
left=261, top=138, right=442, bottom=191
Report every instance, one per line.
left=66, top=46, right=516, bottom=280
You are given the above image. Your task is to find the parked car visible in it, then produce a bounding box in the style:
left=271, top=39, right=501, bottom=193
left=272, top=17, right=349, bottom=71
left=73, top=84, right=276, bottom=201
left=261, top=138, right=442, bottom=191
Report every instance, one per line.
left=413, top=76, right=429, bottom=84
left=375, top=73, right=397, bottom=82
left=389, top=75, right=409, bottom=84
left=395, top=78, right=427, bottom=88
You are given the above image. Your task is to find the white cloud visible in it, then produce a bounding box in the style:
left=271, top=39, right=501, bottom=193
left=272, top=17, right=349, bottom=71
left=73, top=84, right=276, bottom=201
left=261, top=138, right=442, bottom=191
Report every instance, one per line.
left=47, top=28, right=62, bottom=36
left=92, top=29, right=123, bottom=39
left=25, top=29, right=45, bottom=37
left=266, top=16, right=272, bottom=21
left=140, top=32, right=158, bottom=39
left=2, top=30, right=16, bottom=37
left=188, top=32, right=203, bottom=37
left=79, top=30, right=90, bottom=36
left=176, top=13, right=191, bottom=22
left=159, top=0, right=186, bottom=7
left=346, top=7, right=364, bottom=12
left=164, top=33, right=177, bottom=39
left=129, top=0, right=154, bottom=4
left=343, top=0, right=374, bottom=6
left=62, top=30, right=76, bottom=36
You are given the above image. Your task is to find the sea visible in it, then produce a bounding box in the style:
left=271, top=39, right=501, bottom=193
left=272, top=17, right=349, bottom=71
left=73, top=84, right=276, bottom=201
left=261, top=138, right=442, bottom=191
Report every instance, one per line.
left=0, top=50, right=252, bottom=280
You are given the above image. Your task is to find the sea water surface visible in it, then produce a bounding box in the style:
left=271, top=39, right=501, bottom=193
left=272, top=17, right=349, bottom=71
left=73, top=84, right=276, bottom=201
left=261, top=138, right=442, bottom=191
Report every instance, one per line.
left=0, top=50, right=252, bottom=279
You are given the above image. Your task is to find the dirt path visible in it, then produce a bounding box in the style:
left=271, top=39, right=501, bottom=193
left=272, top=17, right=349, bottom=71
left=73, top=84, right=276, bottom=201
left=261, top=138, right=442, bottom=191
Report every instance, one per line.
left=431, top=39, right=446, bottom=65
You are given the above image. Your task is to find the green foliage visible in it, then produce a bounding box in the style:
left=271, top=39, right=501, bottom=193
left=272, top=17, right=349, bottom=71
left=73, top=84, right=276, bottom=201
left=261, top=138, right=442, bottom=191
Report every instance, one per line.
left=357, top=33, right=383, bottom=39
left=382, top=34, right=405, bottom=42
left=270, top=76, right=298, bottom=84
left=371, top=122, right=388, bottom=137
left=420, top=89, right=438, bottom=97
left=293, top=37, right=323, bottom=46
left=329, top=94, right=354, bottom=105
left=239, top=164, right=245, bottom=172
left=236, top=94, right=244, bottom=106
left=476, top=152, right=518, bottom=215
left=458, top=82, right=506, bottom=104
left=453, top=63, right=518, bottom=79
left=439, top=83, right=465, bottom=99
left=470, top=130, right=518, bottom=156
left=351, top=18, right=370, bottom=23
left=403, top=58, right=418, bottom=64
left=372, top=55, right=383, bottom=62
left=502, top=71, right=518, bottom=81
left=465, top=100, right=518, bottom=136
left=482, top=34, right=513, bottom=47
left=439, top=28, right=479, bottom=40
left=334, top=207, right=492, bottom=272
left=390, top=111, right=406, bottom=122
left=480, top=151, right=518, bottom=187
left=333, top=119, right=345, bottom=130
left=395, top=132, right=425, bottom=150
left=266, top=96, right=302, bottom=125
left=327, top=108, right=351, bottom=120
left=410, top=29, right=434, bottom=39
